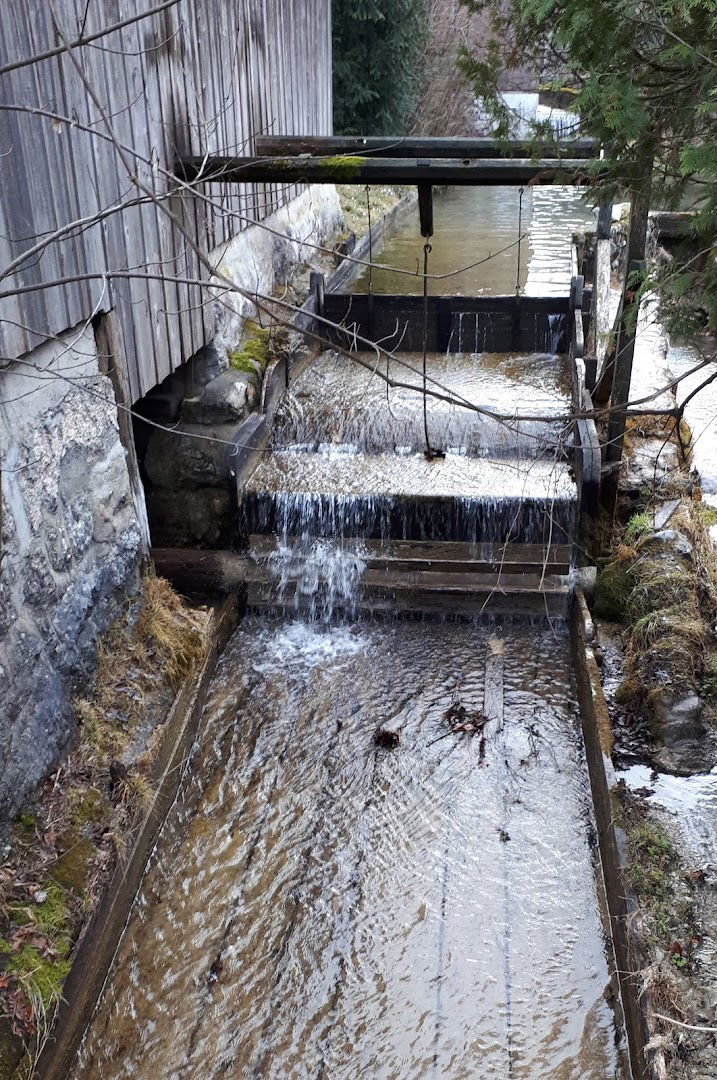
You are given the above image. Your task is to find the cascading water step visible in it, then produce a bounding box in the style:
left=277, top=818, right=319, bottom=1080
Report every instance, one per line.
left=248, top=536, right=573, bottom=575
left=243, top=450, right=577, bottom=545
left=272, top=350, right=573, bottom=459
left=246, top=570, right=571, bottom=617
left=243, top=535, right=572, bottom=618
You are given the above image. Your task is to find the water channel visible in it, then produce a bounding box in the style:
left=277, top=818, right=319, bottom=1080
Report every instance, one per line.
left=71, top=187, right=629, bottom=1078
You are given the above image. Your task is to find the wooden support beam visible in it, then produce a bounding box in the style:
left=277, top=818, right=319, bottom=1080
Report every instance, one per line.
left=177, top=155, right=597, bottom=188
left=254, top=135, right=600, bottom=160
left=417, top=182, right=433, bottom=237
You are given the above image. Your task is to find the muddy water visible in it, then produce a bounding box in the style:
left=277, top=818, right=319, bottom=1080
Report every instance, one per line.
left=351, top=187, right=595, bottom=296
left=74, top=618, right=625, bottom=1079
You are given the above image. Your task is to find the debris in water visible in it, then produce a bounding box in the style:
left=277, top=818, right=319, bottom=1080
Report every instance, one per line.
left=428, top=693, right=487, bottom=746
left=207, top=955, right=223, bottom=984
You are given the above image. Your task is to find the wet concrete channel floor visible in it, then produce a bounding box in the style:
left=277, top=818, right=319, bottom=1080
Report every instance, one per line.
left=73, top=618, right=627, bottom=1079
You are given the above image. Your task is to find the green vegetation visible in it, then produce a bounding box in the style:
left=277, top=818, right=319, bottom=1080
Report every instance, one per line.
left=593, top=554, right=634, bottom=621
left=624, top=511, right=653, bottom=546
left=229, top=324, right=271, bottom=376
left=1, top=883, right=73, bottom=1012
left=332, top=0, right=427, bottom=135
left=596, top=499, right=717, bottom=713
left=627, top=814, right=696, bottom=951
left=458, top=0, right=717, bottom=334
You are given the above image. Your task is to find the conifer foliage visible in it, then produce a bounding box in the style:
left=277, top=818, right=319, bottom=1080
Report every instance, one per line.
left=459, top=0, right=717, bottom=333
left=332, top=0, right=427, bottom=135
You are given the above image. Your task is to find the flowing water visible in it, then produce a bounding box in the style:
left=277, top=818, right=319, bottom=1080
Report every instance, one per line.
left=70, top=180, right=629, bottom=1078
left=74, top=619, right=626, bottom=1079
left=351, top=187, right=596, bottom=297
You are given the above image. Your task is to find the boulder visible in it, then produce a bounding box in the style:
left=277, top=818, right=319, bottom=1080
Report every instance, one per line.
left=143, top=421, right=240, bottom=489
left=181, top=369, right=259, bottom=425
left=190, top=343, right=228, bottom=389
left=651, top=692, right=716, bottom=775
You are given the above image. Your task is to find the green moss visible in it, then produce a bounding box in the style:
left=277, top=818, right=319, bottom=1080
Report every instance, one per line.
left=50, top=836, right=96, bottom=893
left=594, top=560, right=634, bottom=621
left=627, top=817, right=695, bottom=943
left=9, top=881, right=71, bottom=940
left=319, top=154, right=365, bottom=180
left=4, top=947, right=71, bottom=1009
left=68, top=786, right=105, bottom=827
left=229, top=324, right=270, bottom=376
left=696, top=503, right=717, bottom=528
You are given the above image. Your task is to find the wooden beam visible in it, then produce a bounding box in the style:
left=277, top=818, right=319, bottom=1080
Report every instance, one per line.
left=254, top=135, right=600, bottom=160
left=177, top=155, right=597, bottom=188
left=417, top=182, right=433, bottom=237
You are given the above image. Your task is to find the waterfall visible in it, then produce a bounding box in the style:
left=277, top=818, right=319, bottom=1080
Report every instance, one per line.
left=547, top=313, right=566, bottom=353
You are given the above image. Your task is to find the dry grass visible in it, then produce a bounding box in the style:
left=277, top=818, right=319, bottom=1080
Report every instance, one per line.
left=75, top=575, right=205, bottom=765
left=0, top=576, right=207, bottom=1054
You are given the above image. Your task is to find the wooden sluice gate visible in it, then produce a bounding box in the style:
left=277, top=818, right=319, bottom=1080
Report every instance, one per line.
left=173, top=136, right=603, bottom=617
left=316, top=289, right=591, bottom=355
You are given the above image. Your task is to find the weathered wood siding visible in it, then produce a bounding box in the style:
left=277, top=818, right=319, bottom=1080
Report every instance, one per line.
left=0, top=0, right=332, bottom=400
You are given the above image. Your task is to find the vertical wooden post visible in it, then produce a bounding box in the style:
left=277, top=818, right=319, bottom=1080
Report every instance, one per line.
left=599, top=183, right=651, bottom=518
left=417, top=182, right=434, bottom=238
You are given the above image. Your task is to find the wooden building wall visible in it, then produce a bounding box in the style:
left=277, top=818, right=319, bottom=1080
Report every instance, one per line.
left=0, top=0, right=332, bottom=401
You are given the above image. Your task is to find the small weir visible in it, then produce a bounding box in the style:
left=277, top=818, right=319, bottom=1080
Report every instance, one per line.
left=70, top=186, right=629, bottom=1078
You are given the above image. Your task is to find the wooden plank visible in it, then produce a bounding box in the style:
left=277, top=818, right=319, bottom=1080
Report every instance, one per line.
left=255, top=135, right=600, bottom=159
left=178, top=154, right=600, bottom=187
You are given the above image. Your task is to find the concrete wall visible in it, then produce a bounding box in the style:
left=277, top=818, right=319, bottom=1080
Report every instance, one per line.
left=0, top=326, right=142, bottom=826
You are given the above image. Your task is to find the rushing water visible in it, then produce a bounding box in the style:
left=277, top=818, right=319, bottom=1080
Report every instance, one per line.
left=351, top=187, right=596, bottom=297
left=70, top=172, right=627, bottom=1078
left=74, top=618, right=626, bottom=1079
left=272, top=351, right=573, bottom=459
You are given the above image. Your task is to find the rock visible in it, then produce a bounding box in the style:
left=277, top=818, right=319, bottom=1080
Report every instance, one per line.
left=650, top=693, right=715, bottom=775
left=181, top=369, right=258, bottom=425
left=146, top=488, right=235, bottom=548
left=191, top=344, right=228, bottom=389
left=143, top=421, right=240, bottom=489
left=651, top=529, right=693, bottom=558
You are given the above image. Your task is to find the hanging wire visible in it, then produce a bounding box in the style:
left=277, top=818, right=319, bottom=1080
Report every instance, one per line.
left=365, top=184, right=373, bottom=296
left=515, top=185, right=525, bottom=295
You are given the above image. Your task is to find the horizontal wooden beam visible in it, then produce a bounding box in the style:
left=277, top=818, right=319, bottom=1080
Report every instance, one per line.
left=177, top=155, right=597, bottom=188
left=254, top=135, right=600, bottom=160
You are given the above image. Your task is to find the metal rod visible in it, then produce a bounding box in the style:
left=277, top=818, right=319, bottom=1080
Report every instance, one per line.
left=516, top=186, right=524, bottom=295
left=422, top=241, right=432, bottom=455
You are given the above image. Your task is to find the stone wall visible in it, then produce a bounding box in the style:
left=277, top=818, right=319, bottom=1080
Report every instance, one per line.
left=0, top=326, right=143, bottom=829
